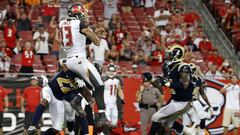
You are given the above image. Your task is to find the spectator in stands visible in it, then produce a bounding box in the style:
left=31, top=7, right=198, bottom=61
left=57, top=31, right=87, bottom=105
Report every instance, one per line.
left=33, top=24, right=50, bottom=60
left=154, top=5, right=171, bottom=28
left=89, top=28, right=109, bottom=66
left=198, top=35, right=213, bottom=53
left=4, top=65, right=18, bottom=78
left=103, top=0, right=118, bottom=27
left=134, top=49, right=148, bottom=66
left=16, top=2, right=33, bottom=31
left=204, top=63, right=224, bottom=80
left=121, top=0, right=132, bottom=13
left=119, top=41, right=135, bottom=61
left=17, top=40, right=40, bottom=74
left=108, top=45, right=119, bottom=62
left=0, top=85, right=9, bottom=135
left=112, top=22, right=126, bottom=52
left=1, top=53, right=11, bottom=72
left=141, top=38, right=156, bottom=56
left=220, top=75, right=240, bottom=135
left=144, top=0, right=156, bottom=8
left=219, top=59, right=233, bottom=79
left=3, top=19, right=17, bottom=57
left=0, top=39, right=15, bottom=58
left=137, top=31, right=148, bottom=48
left=206, top=49, right=224, bottom=67
left=50, top=16, right=60, bottom=57
left=149, top=45, right=164, bottom=66
left=171, top=9, right=184, bottom=27
left=21, top=76, right=41, bottom=135
left=108, top=13, right=121, bottom=32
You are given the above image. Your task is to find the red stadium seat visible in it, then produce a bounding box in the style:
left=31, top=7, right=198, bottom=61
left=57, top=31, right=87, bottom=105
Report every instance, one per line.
left=19, top=31, right=33, bottom=42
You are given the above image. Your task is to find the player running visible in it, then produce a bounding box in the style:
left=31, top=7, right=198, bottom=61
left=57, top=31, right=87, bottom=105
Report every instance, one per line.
left=182, top=63, right=213, bottom=135
left=58, top=3, right=110, bottom=127
left=149, top=44, right=196, bottom=135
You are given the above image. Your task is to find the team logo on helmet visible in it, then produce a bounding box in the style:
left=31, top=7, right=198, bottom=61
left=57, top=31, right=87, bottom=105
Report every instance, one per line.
left=165, top=44, right=185, bottom=64
left=68, top=4, right=88, bottom=20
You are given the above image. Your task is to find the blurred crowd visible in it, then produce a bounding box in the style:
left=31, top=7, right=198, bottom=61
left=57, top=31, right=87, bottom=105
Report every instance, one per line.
left=0, top=0, right=238, bottom=79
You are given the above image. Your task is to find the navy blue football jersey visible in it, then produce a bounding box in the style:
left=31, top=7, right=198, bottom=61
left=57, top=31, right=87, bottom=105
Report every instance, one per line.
left=48, top=71, right=78, bottom=100
left=168, top=62, right=194, bottom=102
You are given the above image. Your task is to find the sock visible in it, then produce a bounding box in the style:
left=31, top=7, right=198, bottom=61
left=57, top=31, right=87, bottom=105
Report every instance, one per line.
left=172, top=121, right=184, bottom=133
left=67, top=121, right=74, bottom=132
left=149, top=122, right=165, bottom=135
left=80, top=117, right=89, bottom=135
left=200, top=119, right=206, bottom=129
left=32, top=104, right=46, bottom=126
left=94, top=85, right=105, bottom=110
left=43, top=128, right=58, bottom=135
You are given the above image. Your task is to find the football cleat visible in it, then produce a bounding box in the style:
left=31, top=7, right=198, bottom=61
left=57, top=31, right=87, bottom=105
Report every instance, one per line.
left=97, top=113, right=115, bottom=128
left=28, top=126, right=37, bottom=135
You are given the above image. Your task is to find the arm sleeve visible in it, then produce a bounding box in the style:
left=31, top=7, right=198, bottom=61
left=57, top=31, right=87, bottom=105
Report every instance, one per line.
left=86, top=37, right=92, bottom=44
left=79, top=21, right=89, bottom=34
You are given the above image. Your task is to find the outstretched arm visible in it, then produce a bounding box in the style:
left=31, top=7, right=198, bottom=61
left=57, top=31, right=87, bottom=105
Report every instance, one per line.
left=80, top=21, right=100, bottom=45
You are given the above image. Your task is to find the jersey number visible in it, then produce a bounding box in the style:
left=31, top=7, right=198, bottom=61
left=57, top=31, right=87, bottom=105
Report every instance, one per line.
left=110, top=85, right=117, bottom=96
left=61, top=26, right=73, bottom=47
left=57, top=77, right=76, bottom=94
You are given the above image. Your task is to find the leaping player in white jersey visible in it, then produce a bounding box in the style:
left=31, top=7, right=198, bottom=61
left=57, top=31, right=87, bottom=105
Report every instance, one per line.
left=58, top=3, right=111, bottom=127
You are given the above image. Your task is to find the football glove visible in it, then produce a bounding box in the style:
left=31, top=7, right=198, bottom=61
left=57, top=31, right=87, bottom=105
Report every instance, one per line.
left=155, top=76, right=169, bottom=86
left=74, top=78, right=86, bottom=88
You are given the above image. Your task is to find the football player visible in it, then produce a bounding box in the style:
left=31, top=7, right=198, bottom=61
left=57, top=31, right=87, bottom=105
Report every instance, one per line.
left=182, top=63, right=213, bottom=135
left=58, top=3, right=110, bottom=127
left=103, top=63, right=124, bottom=126
left=149, top=44, right=195, bottom=135
left=28, top=71, right=89, bottom=135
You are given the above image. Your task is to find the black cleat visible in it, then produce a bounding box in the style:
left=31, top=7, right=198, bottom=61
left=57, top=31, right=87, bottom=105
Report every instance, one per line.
left=70, top=96, right=87, bottom=117
left=97, top=113, right=115, bottom=128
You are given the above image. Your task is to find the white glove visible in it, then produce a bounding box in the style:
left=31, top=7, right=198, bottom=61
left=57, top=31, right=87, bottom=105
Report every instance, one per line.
left=41, top=75, right=48, bottom=87
left=74, top=78, right=86, bottom=88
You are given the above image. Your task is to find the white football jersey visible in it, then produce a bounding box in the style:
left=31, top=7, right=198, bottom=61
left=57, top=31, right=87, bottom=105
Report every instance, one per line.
left=59, top=18, right=87, bottom=57
left=104, top=77, right=120, bottom=103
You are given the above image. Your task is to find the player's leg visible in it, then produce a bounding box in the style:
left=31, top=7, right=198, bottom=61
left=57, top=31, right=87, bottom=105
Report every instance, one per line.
left=105, top=103, right=111, bottom=122
left=64, top=101, right=76, bottom=135
left=111, top=103, right=119, bottom=126
left=48, top=97, right=65, bottom=134
left=86, top=60, right=114, bottom=127
left=151, top=100, right=191, bottom=134
left=62, top=57, right=105, bottom=112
